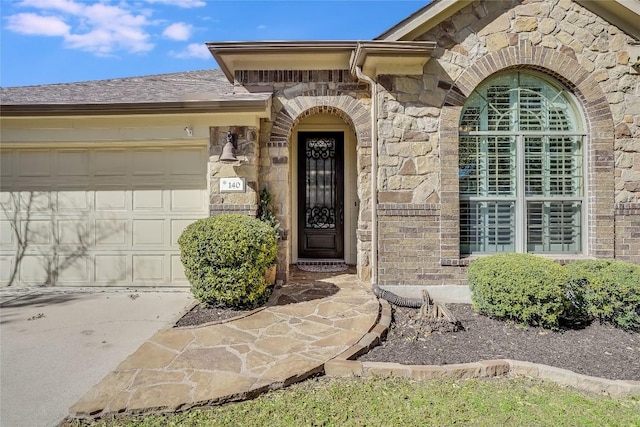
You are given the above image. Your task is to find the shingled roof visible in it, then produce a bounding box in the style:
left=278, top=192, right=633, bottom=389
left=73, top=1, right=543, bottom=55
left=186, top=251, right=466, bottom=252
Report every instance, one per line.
left=0, top=69, right=271, bottom=116
left=1, top=69, right=247, bottom=104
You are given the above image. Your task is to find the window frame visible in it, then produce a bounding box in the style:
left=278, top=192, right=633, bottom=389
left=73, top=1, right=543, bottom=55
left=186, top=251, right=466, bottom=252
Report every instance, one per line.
left=458, top=72, right=587, bottom=256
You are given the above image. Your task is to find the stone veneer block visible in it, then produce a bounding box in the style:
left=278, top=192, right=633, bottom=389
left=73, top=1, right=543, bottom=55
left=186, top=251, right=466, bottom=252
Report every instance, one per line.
left=478, top=360, right=511, bottom=377
left=443, top=363, right=483, bottom=379
left=365, top=362, right=412, bottom=378
left=508, top=360, right=541, bottom=377
left=325, top=359, right=364, bottom=377
left=357, top=332, right=380, bottom=350
left=334, top=344, right=367, bottom=361
left=409, top=365, right=448, bottom=380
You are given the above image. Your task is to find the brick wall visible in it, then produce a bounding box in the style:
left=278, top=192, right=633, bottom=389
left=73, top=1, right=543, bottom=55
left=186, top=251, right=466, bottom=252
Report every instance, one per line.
left=377, top=203, right=467, bottom=286
left=615, top=203, right=640, bottom=264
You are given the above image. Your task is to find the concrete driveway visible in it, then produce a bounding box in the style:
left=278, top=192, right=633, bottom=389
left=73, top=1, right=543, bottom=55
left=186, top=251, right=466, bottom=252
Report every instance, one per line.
left=0, top=287, right=193, bottom=427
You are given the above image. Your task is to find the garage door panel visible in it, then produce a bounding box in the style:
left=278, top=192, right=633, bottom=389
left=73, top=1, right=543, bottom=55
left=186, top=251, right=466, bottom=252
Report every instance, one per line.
left=58, top=151, right=89, bottom=176
left=169, top=148, right=205, bottom=176
left=1, top=151, right=13, bottom=177
left=0, top=192, right=15, bottom=212
left=132, top=150, right=164, bottom=175
left=28, top=220, right=53, bottom=245
left=95, top=219, right=128, bottom=245
left=171, top=255, right=188, bottom=282
left=21, top=191, right=52, bottom=212
left=94, top=150, right=127, bottom=176
left=19, top=255, right=49, bottom=283
left=171, top=189, right=205, bottom=211
left=95, top=189, right=128, bottom=211
left=0, top=256, right=14, bottom=282
left=18, top=151, right=51, bottom=177
left=95, top=255, right=128, bottom=282
left=170, top=219, right=193, bottom=246
left=58, top=220, right=91, bottom=245
left=57, top=256, right=91, bottom=283
left=58, top=190, right=90, bottom=211
left=1, top=221, right=14, bottom=246
left=133, top=189, right=164, bottom=211
left=133, top=255, right=165, bottom=282
left=133, top=220, right=165, bottom=246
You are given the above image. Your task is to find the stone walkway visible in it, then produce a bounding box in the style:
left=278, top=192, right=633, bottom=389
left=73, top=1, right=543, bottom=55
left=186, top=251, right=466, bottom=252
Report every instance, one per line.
left=69, top=269, right=380, bottom=419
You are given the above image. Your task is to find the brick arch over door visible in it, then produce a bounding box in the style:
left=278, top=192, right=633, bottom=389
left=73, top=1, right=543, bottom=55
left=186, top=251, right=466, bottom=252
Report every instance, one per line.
left=439, top=40, right=615, bottom=263
left=268, top=95, right=371, bottom=148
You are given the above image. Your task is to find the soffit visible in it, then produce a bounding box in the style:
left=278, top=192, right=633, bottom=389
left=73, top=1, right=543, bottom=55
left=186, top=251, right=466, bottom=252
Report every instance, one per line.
left=207, top=41, right=358, bottom=82
left=350, top=41, right=437, bottom=77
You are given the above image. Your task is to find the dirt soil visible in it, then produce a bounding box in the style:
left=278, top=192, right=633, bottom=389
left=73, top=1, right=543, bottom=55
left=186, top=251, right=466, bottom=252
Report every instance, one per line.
left=175, top=302, right=639, bottom=381
left=359, top=304, right=640, bottom=381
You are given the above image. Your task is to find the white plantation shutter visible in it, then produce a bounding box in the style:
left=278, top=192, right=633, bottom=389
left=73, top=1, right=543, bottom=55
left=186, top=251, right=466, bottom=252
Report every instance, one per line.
left=459, top=72, right=584, bottom=255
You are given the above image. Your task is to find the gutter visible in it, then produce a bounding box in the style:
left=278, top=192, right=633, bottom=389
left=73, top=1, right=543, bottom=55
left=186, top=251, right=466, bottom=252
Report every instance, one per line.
left=0, top=98, right=272, bottom=117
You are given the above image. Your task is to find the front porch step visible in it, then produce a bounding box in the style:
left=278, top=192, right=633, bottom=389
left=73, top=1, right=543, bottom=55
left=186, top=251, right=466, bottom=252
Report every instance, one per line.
left=297, top=259, right=350, bottom=272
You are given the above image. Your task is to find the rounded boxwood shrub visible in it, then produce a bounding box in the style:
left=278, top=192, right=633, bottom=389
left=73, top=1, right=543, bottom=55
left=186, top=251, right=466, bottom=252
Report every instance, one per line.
left=467, top=253, right=568, bottom=329
left=178, top=214, right=277, bottom=307
left=565, top=260, right=640, bottom=330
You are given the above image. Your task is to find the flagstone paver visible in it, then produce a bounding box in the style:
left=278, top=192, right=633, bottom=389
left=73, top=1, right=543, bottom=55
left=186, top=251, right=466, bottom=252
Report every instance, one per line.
left=68, top=269, right=379, bottom=419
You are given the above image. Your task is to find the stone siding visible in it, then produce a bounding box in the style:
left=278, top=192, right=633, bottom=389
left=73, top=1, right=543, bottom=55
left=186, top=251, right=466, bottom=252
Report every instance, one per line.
left=208, top=126, right=260, bottom=216
left=376, top=0, right=639, bottom=286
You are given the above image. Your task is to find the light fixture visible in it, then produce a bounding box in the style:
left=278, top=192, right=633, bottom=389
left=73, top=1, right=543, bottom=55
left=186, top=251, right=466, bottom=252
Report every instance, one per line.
left=184, top=126, right=193, bottom=137
left=220, top=131, right=238, bottom=161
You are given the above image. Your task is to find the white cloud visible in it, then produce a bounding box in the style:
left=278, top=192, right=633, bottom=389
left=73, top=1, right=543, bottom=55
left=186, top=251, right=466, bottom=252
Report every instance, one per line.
left=144, top=0, right=206, bottom=8
left=7, top=0, right=154, bottom=55
left=171, top=43, right=210, bottom=59
left=163, top=22, right=192, bottom=41
left=257, top=24, right=267, bottom=30
left=7, top=13, right=70, bottom=36
left=19, top=0, right=83, bottom=15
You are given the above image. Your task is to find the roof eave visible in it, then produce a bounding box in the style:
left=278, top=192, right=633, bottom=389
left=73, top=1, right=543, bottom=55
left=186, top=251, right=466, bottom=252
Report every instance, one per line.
left=376, top=0, right=473, bottom=41
left=0, top=98, right=272, bottom=117
left=350, top=41, right=437, bottom=77
left=207, top=41, right=359, bottom=83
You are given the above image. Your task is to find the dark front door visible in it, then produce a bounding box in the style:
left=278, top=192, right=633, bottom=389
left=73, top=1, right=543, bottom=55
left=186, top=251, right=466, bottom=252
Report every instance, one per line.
left=298, top=131, right=344, bottom=259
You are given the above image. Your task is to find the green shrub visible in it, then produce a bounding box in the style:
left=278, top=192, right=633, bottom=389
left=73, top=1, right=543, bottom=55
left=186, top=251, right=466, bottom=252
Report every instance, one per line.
left=565, top=260, right=640, bottom=330
left=178, top=214, right=277, bottom=307
left=257, top=187, right=282, bottom=239
left=467, top=253, right=568, bottom=329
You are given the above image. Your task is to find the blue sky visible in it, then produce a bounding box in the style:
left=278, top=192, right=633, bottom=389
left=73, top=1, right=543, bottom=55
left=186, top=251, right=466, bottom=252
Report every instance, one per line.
left=1, top=0, right=427, bottom=87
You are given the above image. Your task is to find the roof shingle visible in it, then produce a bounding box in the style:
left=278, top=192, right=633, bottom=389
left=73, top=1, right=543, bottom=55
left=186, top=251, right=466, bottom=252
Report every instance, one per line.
left=0, top=69, right=266, bottom=105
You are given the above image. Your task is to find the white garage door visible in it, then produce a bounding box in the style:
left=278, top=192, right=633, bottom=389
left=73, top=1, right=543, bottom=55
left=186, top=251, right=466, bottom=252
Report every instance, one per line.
left=0, top=146, right=208, bottom=287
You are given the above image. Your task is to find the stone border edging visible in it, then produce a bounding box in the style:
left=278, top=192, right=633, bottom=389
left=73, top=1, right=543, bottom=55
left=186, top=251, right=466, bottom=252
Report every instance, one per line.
left=325, top=300, right=640, bottom=397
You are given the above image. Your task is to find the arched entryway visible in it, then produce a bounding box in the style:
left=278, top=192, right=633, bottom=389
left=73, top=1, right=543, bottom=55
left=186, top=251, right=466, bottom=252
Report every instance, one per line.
left=290, top=114, right=358, bottom=264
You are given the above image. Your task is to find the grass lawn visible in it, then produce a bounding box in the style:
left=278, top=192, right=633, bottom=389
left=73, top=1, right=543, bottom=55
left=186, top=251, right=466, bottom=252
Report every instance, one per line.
left=63, top=376, right=640, bottom=427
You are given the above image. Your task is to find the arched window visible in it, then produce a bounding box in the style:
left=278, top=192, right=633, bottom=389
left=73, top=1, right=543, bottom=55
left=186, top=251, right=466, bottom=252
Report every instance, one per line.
left=459, top=72, right=585, bottom=255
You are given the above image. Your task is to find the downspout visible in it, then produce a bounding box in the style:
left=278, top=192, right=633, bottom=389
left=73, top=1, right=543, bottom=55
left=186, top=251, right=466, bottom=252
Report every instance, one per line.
left=353, top=45, right=423, bottom=308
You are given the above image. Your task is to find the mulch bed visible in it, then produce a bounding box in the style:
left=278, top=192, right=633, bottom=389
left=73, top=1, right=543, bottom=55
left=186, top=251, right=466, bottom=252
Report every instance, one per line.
left=174, top=301, right=640, bottom=381
left=359, top=304, right=640, bottom=381
left=174, top=304, right=258, bottom=327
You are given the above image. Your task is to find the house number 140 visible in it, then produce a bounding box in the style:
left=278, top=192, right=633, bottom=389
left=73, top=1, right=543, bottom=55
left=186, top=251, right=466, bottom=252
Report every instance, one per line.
left=220, top=178, right=246, bottom=193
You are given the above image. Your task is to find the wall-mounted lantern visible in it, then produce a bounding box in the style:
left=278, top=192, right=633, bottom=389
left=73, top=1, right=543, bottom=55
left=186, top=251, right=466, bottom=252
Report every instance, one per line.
left=220, top=131, right=238, bottom=161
